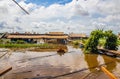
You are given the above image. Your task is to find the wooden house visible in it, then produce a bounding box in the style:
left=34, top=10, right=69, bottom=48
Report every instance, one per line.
left=5, top=33, right=45, bottom=43
left=69, top=33, right=88, bottom=40
left=44, top=32, right=68, bottom=44
left=4, top=32, right=68, bottom=44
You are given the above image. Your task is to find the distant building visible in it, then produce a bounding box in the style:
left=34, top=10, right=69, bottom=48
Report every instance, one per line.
left=69, top=33, right=88, bottom=40
left=45, top=32, right=68, bottom=44
left=3, top=32, right=68, bottom=44
left=2, top=32, right=88, bottom=44
left=48, top=32, right=64, bottom=35
left=4, top=33, right=44, bottom=43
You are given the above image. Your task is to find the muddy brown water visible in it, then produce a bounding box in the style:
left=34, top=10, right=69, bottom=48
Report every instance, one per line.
left=0, top=46, right=120, bottom=79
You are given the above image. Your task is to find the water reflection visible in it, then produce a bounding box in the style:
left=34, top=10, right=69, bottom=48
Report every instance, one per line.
left=102, top=55, right=117, bottom=72
left=84, top=53, right=117, bottom=72
left=84, top=54, right=99, bottom=71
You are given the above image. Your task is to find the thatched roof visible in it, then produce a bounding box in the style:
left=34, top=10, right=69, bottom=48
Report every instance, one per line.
left=49, top=32, right=64, bottom=35
left=7, top=34, right=68, bottom=39
left=7, top=35, right=44, bottom=39
left=69, top=33, right=87, bottom=38
left=45, top=36, right=68, bottom=39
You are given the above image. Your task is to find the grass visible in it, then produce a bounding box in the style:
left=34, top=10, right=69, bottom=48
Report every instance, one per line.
left=72, top=39, right=87, bottom=45
left=0, top=43, right=66, bottom=49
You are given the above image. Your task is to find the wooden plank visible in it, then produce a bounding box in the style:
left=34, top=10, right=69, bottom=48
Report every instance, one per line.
left=0, top=65, right=12, bottom=76
left=99, top=48, right=120, bottom=56
left=0, top=52, right=8, bottom=59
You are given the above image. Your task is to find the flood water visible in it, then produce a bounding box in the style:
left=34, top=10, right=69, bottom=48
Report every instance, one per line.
left=0, top=46, right=120, bottom=79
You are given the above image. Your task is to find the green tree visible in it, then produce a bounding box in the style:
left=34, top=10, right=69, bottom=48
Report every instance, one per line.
left=104, top=30, right=118, bottom=50
left=84, top=30, right=103, bottom=53
left=84, top=29, right=118, bottom=53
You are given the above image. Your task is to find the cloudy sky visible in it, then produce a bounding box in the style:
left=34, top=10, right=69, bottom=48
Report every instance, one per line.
left=0, top=0, right=120, bottom=34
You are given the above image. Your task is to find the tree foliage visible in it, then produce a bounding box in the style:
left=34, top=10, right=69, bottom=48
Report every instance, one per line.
left=84, top=30, right=118, bottom=53
left=84, top=30, right=104, bottom=53
left=104, top=30, right=118, bottom=50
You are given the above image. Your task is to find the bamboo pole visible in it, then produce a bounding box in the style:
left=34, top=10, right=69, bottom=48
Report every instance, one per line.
left=12, top=0, right=29, bottom=15
left=101, top=66, right=117, bottom=79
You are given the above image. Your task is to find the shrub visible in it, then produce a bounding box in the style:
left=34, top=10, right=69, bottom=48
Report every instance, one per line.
left=16, top=40, right=26, bottom=44
left=74, top=41, right=79, bottom=45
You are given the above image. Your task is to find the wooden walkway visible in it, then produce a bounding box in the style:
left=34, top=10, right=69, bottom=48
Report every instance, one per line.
left=0, top=51, right=12, bottom=76
left=99, top=48, right=120, bottom=57
left=0, top=64, right=12, bottom=76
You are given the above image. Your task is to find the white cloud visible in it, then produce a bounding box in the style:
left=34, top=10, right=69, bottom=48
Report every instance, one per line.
left=0, top=0, right=119, bottom=34
left=98, top=14, right=120, bottom=23
left=97, top=0, right=120, bottom=15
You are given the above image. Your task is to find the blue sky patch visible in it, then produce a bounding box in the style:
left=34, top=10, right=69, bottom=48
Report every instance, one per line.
left=25, top=0, right=72, bottom=6
left=92, top=13, right=105, bottom=18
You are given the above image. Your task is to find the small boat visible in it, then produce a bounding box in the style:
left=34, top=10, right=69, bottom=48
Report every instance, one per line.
left=57, top=48, right=66, bottom=56
left=57, top=48, right=66, bottom=53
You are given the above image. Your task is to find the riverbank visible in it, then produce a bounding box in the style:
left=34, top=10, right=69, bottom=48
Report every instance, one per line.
left=0, top=44, right=67, bottom=52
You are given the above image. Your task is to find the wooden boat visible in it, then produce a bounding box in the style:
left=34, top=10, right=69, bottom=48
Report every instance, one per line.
left=57, top=48, right=66, bottom=56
